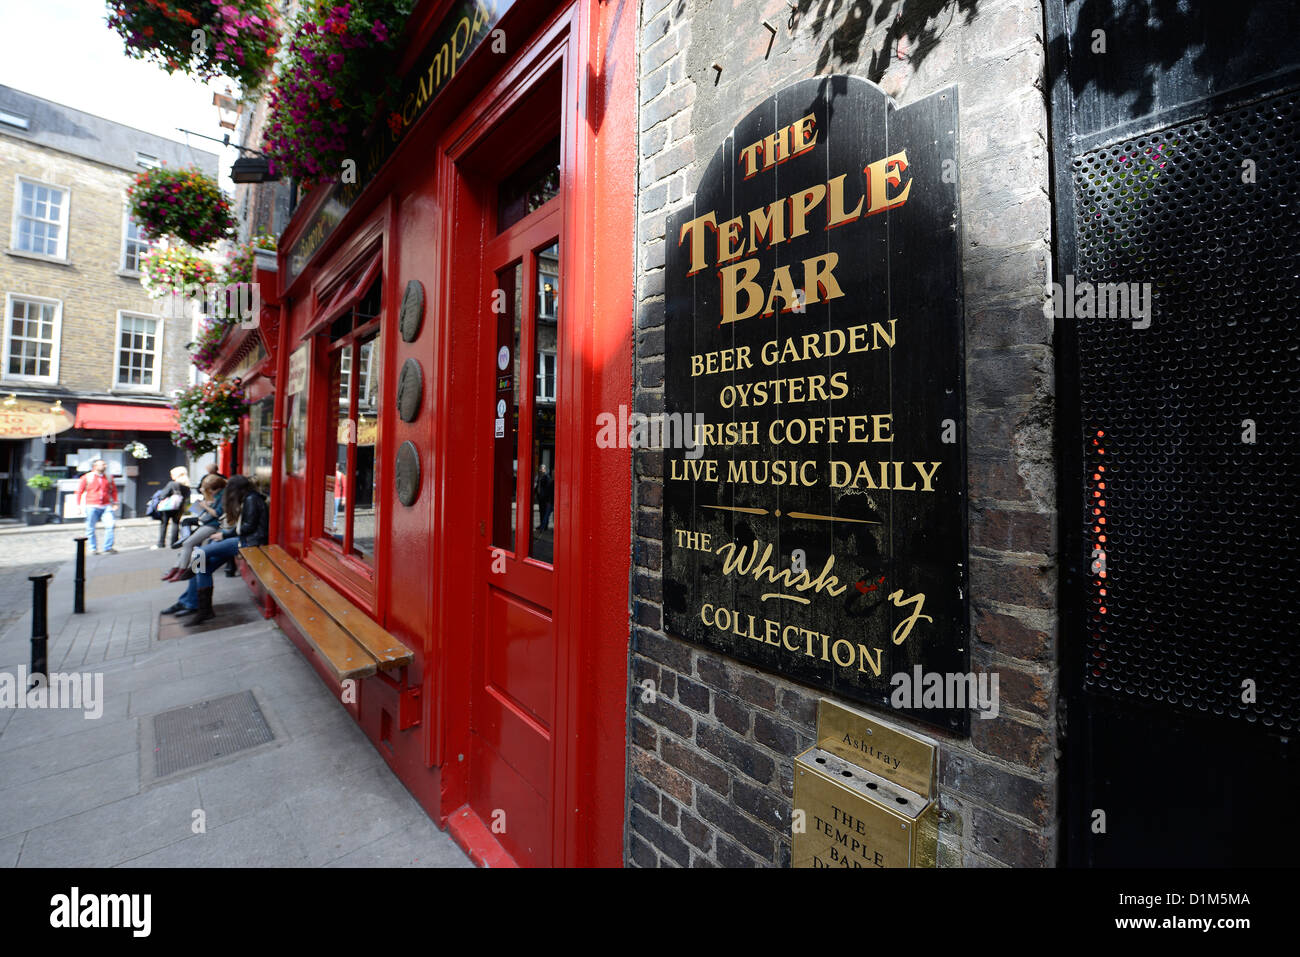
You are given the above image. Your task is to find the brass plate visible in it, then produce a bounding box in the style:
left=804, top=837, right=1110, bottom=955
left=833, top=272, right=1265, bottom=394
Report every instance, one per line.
left=816, top=698, right=936, bottom=798
left=399, top=280, right=424, bottom=342
left=397, top=358, right=422, bottom=422
left=395, top=441, right=420, bottom=506
left=793, top=747, right=936, bottom=868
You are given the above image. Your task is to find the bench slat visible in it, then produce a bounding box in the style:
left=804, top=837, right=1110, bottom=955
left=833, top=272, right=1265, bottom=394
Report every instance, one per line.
left=240, top=547, right=377, bottom=682
left=263, top=544, right=413, bottom=671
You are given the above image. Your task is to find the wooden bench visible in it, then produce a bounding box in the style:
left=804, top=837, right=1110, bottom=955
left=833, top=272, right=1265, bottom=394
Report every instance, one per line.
left=240, top=544, right=413, bottom=682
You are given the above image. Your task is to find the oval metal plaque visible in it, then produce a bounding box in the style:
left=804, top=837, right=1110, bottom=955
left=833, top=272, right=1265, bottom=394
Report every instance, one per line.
left=396, top=358, right=422, bottom=422
left=395, top=441, right=420, bottom=506
left=399, top=279, right=424, bottom=342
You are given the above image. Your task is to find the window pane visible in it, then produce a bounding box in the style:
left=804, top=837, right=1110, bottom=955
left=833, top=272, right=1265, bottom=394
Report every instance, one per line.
left=492, top=261, right=523, bottom=551
left=497, top=136, right=561, bottom=232
left=530, top=240, right=559, bottom=564
left=352, top=331, right=380, bottom=564
left=322, top=347, right=347, bottom=543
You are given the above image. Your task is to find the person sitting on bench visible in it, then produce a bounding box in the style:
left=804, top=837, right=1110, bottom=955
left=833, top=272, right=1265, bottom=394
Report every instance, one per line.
left=161, top=475, right=268, bottom=624
left=162, top=473, right=226, bottom=582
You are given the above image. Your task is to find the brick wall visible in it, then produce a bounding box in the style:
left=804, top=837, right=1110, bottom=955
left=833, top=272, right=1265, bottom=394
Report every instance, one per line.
left=628, top=0, right=1057, bottom=867
left=0, top=135, right=193, bottom=398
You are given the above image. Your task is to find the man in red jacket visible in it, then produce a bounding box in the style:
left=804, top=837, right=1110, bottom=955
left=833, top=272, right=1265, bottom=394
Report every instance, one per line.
left=76, top=458, right=118, bottom=555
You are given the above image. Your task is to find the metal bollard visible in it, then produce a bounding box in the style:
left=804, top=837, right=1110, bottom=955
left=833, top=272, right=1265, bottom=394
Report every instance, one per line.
left=29, top=573, right=52, bottom=687
left=73, top=535, right=87, bottom=614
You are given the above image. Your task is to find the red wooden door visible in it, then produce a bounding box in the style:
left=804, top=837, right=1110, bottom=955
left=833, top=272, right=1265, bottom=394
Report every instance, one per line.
left=470, top=199, right=563, bottom=867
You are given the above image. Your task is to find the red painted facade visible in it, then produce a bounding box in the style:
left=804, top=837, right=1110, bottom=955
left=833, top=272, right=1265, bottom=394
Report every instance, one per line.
left=216, top=0, right=634, bottom=867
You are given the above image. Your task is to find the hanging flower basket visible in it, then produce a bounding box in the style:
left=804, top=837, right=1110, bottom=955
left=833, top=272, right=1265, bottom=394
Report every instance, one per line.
left=189, top=316, right=237, bottom=373
left=218, top=231, right=276, bottom=317
left=170, top=375, right=248, bottom=456
left=262, top=0, right=413, bottom=184
left=140, top=245, right=221, bottom=298
left=124, top=440, right=152, bottom=459
left=106, top=0, right=281, bottom=93
left=128, top=165, right=235, bottom=248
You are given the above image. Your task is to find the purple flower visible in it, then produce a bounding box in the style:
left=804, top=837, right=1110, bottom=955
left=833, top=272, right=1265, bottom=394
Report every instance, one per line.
left=371, top=20, right=388, bottom=42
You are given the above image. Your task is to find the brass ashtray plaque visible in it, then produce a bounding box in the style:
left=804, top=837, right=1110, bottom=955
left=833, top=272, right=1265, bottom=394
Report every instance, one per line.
left=791, top=699, right=939, bottom=868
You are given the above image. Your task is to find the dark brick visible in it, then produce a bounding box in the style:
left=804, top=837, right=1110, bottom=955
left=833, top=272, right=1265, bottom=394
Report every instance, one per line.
left=636, top=299, right=664, bottom=333
left=696, top=655, right=730, bottom=690
left=630, top=776, right=660, bottom=814
left=939, top=750, right=1055, bottom=826
left=971, top=506, right=1053, bottom=554
left=972, top=606, right=1053, bottom=661
left=714, top=693, right=751, bottom=734
left=696, top=789, right=775, bottom=860
left=970, top=557, right=1054, bottom=610
left=640, top=124, right=668, bottom=160
left=654, top=140, right=695, bottom=180
left=640, top=181, right=668, bottom=214
left=658, top=668, right=676, bottom=698
left=641, top=357, right=665, bottom=388
left=629, top=831, right=658, bottom=868
left=634, top=570, right=663, bottom=603
left=641, top=268, right=665, bottom=298
left=630, top=805, right=691, bottom=867
left=733, top=777, right=790, bottom=830
left=677, top=674, right=711, bottom=714
left=635, top=508, right=661, bottom=540
left=973, top=650, right=1052, bottom=717
left=636, top=691, right=693, bottom=739
left=736, top=672, right=777, bottom=712
left=681, top=809, right=713, bottom=851
left=631, top=716, right=657, bottom=750
left=697, top=724, right=775, bottom=784
left=971, top=807, right=1053, bottom=867
left=661, top=797, right=679, bottom=827
left=753, top=713, right=807, bottom=756
left=641, top=239, right=665, bottom=271
left=661, top=735, right=731, bottom=796
left=631, top=656, right=660, bottom=689
left=971, top=714, right=1054, bottom=770
left=637, top=325, right=665, bottom=357
left=637, top=480, right=663, bottom=509
left=777, top=686, right=818, bottom=727
left=691, top=852, right=716, bottom=867
left=778, top=759, right=794, bottom=799
left=633, top=628, right=692, bottom=672
left=634, top=599, right=662, bottom=630
left=634, top=537, right=662, bottom=571
left=714, top=834, right=760, bottom=868
left=629, top=746, right=693, bottom=804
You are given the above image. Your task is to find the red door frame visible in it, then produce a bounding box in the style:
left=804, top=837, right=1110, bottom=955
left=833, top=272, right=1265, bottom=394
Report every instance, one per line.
left=431, top=0, right=633, bottom=867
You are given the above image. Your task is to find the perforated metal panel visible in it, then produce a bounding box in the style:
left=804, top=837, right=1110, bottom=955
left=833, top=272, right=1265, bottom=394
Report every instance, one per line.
left=153, top=691, right=275, bottom=777
left=1071, top=88, right=1300, bottom=732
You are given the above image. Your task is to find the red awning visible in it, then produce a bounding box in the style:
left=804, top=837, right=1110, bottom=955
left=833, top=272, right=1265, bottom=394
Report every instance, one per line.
left=73, top=403, right=177, bottom=432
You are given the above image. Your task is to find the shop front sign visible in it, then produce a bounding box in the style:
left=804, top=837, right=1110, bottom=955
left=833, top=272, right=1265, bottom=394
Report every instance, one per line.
left=662, top=76, right=969, bottom=732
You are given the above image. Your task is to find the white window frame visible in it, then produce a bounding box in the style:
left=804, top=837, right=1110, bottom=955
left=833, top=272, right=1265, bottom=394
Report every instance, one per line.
left=535, top=349, right=557, bottom=403
left=119, top=205, right=150, bottom=275
left=2, top=292, right=62, bottom=383
left=112, top=310, right=164, bottom=392
left=10, top=176, right=70, bottom=261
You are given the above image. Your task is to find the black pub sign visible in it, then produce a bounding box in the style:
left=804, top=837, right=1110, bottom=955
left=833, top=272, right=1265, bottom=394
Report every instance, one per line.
left=662, top=76, right=969, bottom=732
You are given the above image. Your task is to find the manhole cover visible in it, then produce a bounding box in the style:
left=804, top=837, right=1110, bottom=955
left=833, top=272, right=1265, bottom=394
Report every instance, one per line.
left=152, top=691, right=275, bottom=777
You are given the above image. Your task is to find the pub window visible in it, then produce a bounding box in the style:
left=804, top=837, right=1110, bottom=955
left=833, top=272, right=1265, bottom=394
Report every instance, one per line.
left=320, top=275, right=382, bottom=564
left=12, top=178, right=69, bottom=259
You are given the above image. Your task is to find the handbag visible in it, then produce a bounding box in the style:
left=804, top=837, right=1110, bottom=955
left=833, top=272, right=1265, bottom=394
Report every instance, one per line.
left=158, top=492, right=184, bottom=512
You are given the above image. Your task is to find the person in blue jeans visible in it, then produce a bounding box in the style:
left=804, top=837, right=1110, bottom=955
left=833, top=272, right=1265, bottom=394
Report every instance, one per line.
left=161, top=475, right=268, bottom=624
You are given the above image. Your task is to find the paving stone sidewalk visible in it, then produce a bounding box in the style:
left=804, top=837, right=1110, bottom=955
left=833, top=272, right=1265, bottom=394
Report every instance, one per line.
left=0, top=542, right=470, bottom=868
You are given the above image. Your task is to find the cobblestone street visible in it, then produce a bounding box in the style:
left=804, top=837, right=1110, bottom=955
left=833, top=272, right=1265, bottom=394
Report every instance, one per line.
left=0, top=520, right=163, bottom=636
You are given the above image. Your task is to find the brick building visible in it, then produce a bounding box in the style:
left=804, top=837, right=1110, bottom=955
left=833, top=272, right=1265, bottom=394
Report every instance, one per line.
left=0, top=85, right=219, bottom=520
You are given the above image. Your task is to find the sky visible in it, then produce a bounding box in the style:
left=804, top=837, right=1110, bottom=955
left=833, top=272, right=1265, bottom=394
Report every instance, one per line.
left=0, top=0, right=242, bottom=189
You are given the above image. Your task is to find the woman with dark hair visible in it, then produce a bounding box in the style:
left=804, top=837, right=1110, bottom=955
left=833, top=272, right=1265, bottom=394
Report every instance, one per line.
left=161, top=475, right=269, bottom=624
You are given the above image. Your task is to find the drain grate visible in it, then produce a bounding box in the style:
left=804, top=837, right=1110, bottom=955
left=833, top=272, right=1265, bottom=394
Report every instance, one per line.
left=152, top=691, right=275, bottom=777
